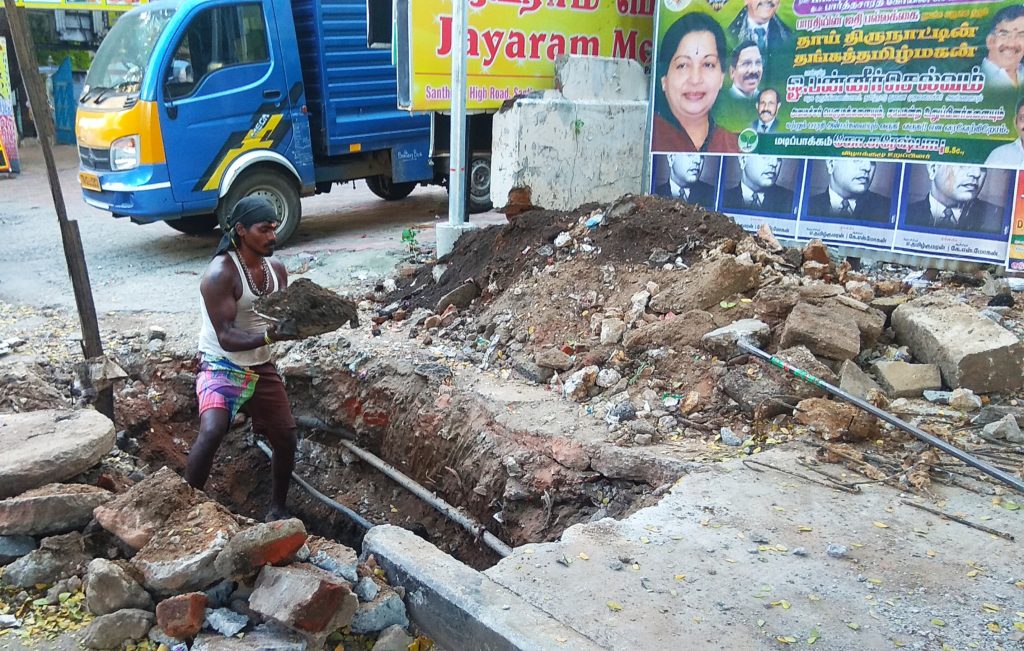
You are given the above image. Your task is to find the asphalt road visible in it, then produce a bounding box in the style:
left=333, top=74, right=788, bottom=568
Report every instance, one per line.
left=0, top=141, right=503, bottom=314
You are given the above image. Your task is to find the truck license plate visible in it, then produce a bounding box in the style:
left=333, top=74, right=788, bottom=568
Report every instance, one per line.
left=79, top=172, right=101, bottom=192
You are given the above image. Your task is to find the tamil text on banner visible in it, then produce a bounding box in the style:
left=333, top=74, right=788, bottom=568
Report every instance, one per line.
left=649, top=0, right=1022, bottom=267
left=403, top=0, right=654, bottom=111
left=0, top=37, right=19, bottom=175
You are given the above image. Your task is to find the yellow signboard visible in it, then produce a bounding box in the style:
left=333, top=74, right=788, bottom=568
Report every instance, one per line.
left=406, top=0, right=653, bottom=111
left=14, top=0, right=144, bottom=10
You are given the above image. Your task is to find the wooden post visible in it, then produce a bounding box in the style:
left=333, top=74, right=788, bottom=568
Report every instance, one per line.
left=2, top=0, right=114, bottom=419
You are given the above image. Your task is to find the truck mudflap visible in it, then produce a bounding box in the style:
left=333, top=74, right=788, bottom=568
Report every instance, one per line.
left=78, top=164, right=185, bottom=221
left=391, top=139, right=432, bottom=183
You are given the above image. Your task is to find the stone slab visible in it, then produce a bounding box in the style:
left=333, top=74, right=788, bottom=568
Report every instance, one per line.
left=363, top=525, right=605, bottom=651
left=779, top=302, right=860, bottom=361
left=872, top=361, right=942, bottom=398
left=0, top=483, right=112, bottom=536
left=838, top=360, right=882, bottom=400
left=892, top=294, right=1024, bottom=392
left=0, top=410, right=115, bottom=499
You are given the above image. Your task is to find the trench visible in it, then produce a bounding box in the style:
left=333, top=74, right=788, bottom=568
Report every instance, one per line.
left=113, top=349, right=662, bottom=571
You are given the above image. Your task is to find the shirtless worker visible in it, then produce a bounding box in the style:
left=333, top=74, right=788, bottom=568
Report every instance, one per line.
left=185, top=197, right=298, bottom=521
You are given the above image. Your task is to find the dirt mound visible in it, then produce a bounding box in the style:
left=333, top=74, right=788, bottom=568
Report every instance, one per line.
left=256, top=278, right=359, bottom=338
left=391, top=195, right=744, bottom=312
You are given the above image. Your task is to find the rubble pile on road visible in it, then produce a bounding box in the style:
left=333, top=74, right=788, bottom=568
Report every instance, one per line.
left=374, top=194, right=1024, bottom=487
left=0, top=453, right=418, bottom=651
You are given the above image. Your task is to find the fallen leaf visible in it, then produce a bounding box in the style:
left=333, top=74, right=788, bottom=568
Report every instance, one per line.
left=578, top=552, right=590, bottom=561
left=555, top=636, right=568, bottom=643
left=606, top=601, right=623, bottom=612
left=847, top=622, right=860, bottom=630
left=894, top=640, right=906, bottom=647
left=757, top=619, right=766, bottom=627
left=770, top=600, right=791, bottom=610
left=674, top=574, right=686, bottom=581
left=966, top=570, right=979, bottom=578
left=987, top=622, right=1001, bottom=633
left=720, top=301, right=737, bottom=309
left=867, top=578, right=882, bottom=585
left=873, top=521, right=889, bottom=529
left=776, top=636, right=797, bottom=644
left=640, top=536, right=650, bottom=544
left=926, top=550, right=936, bottom=558
left=931, top=618, right=945, bottom=627
left=1014, top=622, right=1024, bottom=632
left=807, top=628, right=821, bottom=645
left=981, top=603, right=1001, bottom=613
left=797, top=526, right=813, bottom=532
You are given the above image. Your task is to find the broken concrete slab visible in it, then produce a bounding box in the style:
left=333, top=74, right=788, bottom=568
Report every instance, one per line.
left=870, top=294, right=908, bottom=316
left=891, top=294, right=1024, bottom=392
left=971, top=405, right=1024, bottom=427
left=93, top=466, right=202, bottom=550
left=780, top=302, right=860, bottom=361
left=982, top=415, right=1024, bottom=444
left=839, top=360, right=882, bottom=400
left=0, top=535, right=36, bottom=565
left=872, top=361, right=942, bottom=398
left=205, top=607, right=248, bottom=637
left=131, top=501, right=240, bottom=595
left=81, top=609, right=155, bottom=649
left=649, top=256, right=761, bottom=314
left=1, top=532, right=91, bottom=587
left=213, top=518, right=307, bottom=582
left=350, top=585, right=409, bottom=634
left=84, top=558, right=153, bottom=616
left=305, top=536, right=359, bottom=583
left=700, top=319, right=770, bottom=359
left=622, top=311, right=716, bottom=351
left=372, top=625, right=415, bottom=651
left=0, top=483, right=112, bottom=536
left=795, top=397, right=879, bottom=441
left=0, top=409, right=115, bottom=499
left=249, top=564, right=358, bottom=646
left=363, top=525, right=605, bottom=651
left=191, top=623, right=306, bottom=650
left=534, top=348, right=573, bottom=371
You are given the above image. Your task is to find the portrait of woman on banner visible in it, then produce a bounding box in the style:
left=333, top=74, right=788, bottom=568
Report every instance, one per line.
left=652, top=13, right=739, bottom=154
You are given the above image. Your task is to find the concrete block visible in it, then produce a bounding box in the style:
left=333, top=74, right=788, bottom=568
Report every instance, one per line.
left=779, top=303, right=860, bottom=361
left=839, top=360, right=882, bottom=400
left=85, top=558, right=153, bottom=616
left=872, top=361, right=942, bottom=398
left=701, top=319, right=770, bottom=359
left=363, top=525, right=604, bottom=651
left=81, top=609, right=154, bottom=650
left=0, top=483, right=112, bottom=537
left=491, top=96, right=646, bottom=211
left=554, top=55, right=648, bottom=102
left=891, top=294, right=1024, bottom=392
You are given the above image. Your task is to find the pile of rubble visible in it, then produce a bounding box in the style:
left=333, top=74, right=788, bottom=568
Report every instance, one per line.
left=373, top=194, right=1024, bottom=481
left=0, top=461, right=418, bottom=651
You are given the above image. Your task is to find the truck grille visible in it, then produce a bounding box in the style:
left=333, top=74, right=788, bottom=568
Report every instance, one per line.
left=78, top=146, right=111, bottom=171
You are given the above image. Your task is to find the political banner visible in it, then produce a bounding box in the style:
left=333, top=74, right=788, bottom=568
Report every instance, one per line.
left=649, top=0, right=1023, bottom=266
left=0, top=38, right=19, bottom=175
left=402, top=0, right=654, bottom=111
left=1009, top=170, right=1024, bottom=268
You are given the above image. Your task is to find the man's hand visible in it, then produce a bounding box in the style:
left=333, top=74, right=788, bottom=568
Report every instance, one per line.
left=268, top=319, right=300, bottom=342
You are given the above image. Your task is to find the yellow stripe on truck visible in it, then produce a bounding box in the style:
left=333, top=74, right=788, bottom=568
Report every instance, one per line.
left=200, top=114, right=283, bottom=192
left=76, top=101, right=166, bottom=165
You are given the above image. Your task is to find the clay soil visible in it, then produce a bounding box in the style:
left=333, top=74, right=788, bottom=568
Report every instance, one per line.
left=256, top=278, right=359, bottom=337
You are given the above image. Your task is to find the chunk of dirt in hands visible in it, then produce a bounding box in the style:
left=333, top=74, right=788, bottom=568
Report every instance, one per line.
left=255, top=278, right=359, bottom=338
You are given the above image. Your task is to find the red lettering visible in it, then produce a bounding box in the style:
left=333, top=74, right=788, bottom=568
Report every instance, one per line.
left=547, top=33, right=566, bottom=59
left=571, top=0, right=599, bottom=9
left=569, top=35, right=599, bottom=56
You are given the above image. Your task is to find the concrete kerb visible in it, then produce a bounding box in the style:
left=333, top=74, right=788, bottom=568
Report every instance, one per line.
left=362, top=526, right=606, bottom=651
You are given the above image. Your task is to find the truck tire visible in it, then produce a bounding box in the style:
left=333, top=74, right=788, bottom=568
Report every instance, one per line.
left=166, top=214, right=218, bottom=235
left=468, top=156, right=492, bottom=213
left=365, top=175, right=417, bottom=201
left=217, top=169, right=301, bottom=245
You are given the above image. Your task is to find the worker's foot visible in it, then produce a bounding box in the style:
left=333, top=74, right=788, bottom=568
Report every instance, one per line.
left=265, top=507, right=291, bottom=522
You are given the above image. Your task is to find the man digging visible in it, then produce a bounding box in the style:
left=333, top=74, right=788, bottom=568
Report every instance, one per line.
left=186, top=197, right=299, bottom=522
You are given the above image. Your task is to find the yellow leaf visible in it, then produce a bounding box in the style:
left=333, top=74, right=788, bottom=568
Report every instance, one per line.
left=640, top=536, right=650, bottom=544
left=555, top=636, right=568, bottom=643
left=867, top=578, right=882, bottom=585
left=674, top=574, right=686, bottom=581
left=873, top=522, right=889, bottom=529
left=851, top=543, right=864, bottom=548
left=578, top=553, right=589, bottom=561
left=773, top=506, right=786, bottom=512
left=931, top=618, right=945, bottom=627
left=926, top=550, right=936, bottom=558
left=847, top=623, right=860, bottom=630
left=807, top=628, right=821, bottom=645
left=967, top=570, right=979, bottom=578
left=776, top=636, right=797, bottom=644
left=1015, top=581, right=1024, bottom=589
left=770, top=600, right=791, bottom=609
left=981, top=603, right=1001, bottom=613
left=1014, top=622, right=1024, bottom=632
left=774, top=545, right=788, bottom=552
left=797, top=526, right=813, bottom=532
left=631, top=563, right=640, bottom=571
left=987, top=622, right=1001, bottom=633
left=894, top=640, right=906, bottom=648
left=757, top=619, right=766, bottom=627
left=606, top=601, right=623, bottom=612
left=808, top=594, right=821, bottom=602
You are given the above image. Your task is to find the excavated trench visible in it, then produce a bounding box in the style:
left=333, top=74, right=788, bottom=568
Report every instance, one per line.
left=114, top=348, right=662, bottom=571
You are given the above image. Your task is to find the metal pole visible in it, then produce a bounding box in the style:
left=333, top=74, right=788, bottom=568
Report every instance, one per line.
left=736, top=339, right=1024, bottom=495
left=446, top=0, right=468, bottom=227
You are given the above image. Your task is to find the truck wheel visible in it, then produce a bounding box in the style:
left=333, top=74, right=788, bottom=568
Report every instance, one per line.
left=366, top=175, right=417, bottom=201
left=166, top=214, right=218, bottom=235
left=218, top=170, right=301, bottom=245
left=468, top=156, right=492, bottom=213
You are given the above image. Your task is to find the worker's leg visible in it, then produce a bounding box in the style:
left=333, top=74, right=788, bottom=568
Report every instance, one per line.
left=248, top=363, right=298, bottom=521
left=184, top=408, right=230, bottom=489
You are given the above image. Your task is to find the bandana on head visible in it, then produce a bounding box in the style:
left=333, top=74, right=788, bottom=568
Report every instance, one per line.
left=214, top=196, right=280, bottom=256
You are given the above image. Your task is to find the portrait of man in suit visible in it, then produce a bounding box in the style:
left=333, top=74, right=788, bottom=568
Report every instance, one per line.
left=654, top=154, right=717, bottom=208
left=728, top=0, right=792, bottom=58
left=904, top=164, right=1005, bottom=235
left=721, top=155, right=794, bottom=213
left=728, top=41, right=763, bottom=100
left=805, top=159, right=892, bottom=222
left=751, top=88, right=779, bottom=134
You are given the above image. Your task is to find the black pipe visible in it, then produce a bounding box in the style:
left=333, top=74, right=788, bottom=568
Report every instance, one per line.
left=737, top=339, right=1024, bottom=495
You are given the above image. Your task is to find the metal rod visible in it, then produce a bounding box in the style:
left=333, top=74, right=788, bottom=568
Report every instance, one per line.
left=901, top=499, right=1015, bottom=542
left=298, top=418, right=513, bottom=558
left=737, top=339, right=1024, bottom=495
left=255, top=440, right=373, bottom=530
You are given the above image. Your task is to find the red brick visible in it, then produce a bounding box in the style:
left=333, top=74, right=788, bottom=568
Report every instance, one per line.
left=156, top=592, right=208, bottom=638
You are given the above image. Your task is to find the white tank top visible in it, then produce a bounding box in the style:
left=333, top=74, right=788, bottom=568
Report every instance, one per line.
left=197, top=251, right=280, bottom=367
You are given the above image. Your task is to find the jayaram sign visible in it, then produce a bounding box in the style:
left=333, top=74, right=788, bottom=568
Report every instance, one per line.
left=402, top=0, right=654, bottom=111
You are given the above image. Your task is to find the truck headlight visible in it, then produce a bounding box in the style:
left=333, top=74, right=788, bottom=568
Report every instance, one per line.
left=110, top=135, right=140, bottom=171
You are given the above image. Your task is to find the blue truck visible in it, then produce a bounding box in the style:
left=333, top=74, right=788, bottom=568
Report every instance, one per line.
left=75, top=0, right=491, bottom=243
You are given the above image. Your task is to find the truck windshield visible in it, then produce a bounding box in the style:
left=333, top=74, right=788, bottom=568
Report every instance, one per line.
left=82, top=8, right=176, bottom=103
